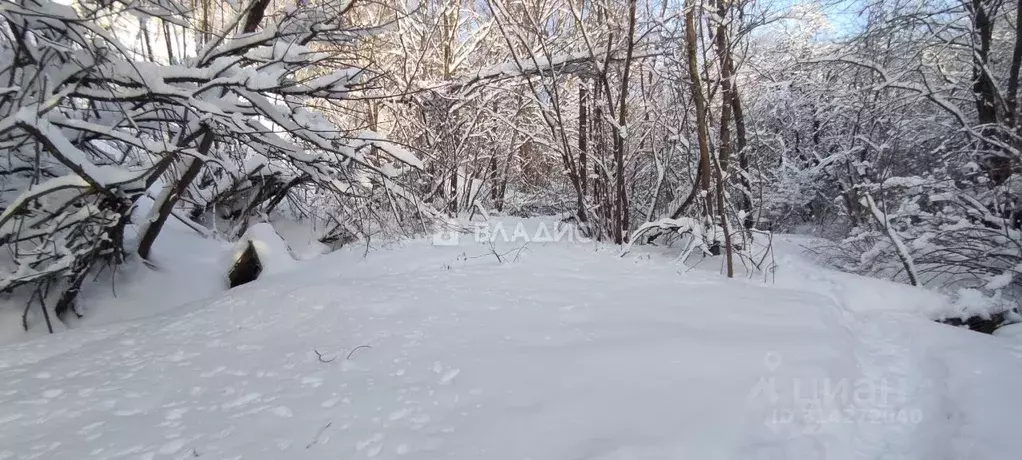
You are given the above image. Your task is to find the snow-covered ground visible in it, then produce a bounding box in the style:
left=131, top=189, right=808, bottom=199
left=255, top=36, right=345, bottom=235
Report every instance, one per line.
left=1, top=218, right=1021, bottom=460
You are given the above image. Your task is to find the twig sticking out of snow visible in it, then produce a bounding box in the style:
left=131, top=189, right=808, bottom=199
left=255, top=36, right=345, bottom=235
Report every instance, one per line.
left=346, top=345, right=372, bottom=360
left=314, top=349, right=336, bottom=363
left=305, top=422, right=332, bottom=449
left=457, top=242, right=530, bottom=264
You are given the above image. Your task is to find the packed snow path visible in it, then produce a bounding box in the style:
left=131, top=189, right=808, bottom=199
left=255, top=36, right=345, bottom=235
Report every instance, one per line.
left=1, top=220, right=1021, bottom=460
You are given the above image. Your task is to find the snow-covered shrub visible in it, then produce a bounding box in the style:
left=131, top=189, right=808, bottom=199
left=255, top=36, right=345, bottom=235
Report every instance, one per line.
left=830, top=174, right=1022, bottom=293
left=0, top=0, right=432, bottom=332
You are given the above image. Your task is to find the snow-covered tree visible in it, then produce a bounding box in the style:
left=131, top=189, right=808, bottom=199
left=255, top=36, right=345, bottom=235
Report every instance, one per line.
left=0, top=0, right=429, bottom=331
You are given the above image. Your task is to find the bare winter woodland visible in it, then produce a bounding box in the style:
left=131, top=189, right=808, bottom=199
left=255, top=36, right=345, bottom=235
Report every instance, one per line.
left=1, top=0, right=1021, bottom=331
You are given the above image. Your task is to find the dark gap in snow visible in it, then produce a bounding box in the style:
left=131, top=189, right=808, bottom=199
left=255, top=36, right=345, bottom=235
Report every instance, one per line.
left=937, top=309, right=1019, bottom=334
left=229, top=242, right=263, bottom=288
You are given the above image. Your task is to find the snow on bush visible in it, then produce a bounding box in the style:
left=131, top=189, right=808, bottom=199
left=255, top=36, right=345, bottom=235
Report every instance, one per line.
left=0, top=0, right=432, bottom=333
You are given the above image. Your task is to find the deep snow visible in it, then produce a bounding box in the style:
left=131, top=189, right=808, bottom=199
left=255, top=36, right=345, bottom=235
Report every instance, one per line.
left=1, top=218, right=1021, bottom=460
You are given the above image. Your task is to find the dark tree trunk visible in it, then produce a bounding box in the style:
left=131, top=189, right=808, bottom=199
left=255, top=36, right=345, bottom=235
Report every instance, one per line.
left=729, top=59, right=753, bottom=228
left=579, top=82, right=588, bottom=197
left=612, top=0, right=638, bottom=244
left=685, top=0, right=713, bottom=219
left=1008, top=0, right=1022, bottom=127
left=449, top=168, right=458, bottom=215
left=714, top=0, right=735, bottom=277
left=489, top=155, right=499, bottom=203
left=969, top=0, right=1012, bottom=184
left=137, top=131, right=213, bottom=260
left=594, top=80, right=608, bottom=236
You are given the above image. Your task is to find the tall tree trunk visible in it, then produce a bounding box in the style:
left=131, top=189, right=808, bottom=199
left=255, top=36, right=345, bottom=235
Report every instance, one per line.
left=162, top=20, right=175, bottom=65
left=970, top=0, right=1011, bottom=184
left=971, top=0, right=997, bottom=127
left=201, top=0, right=210, bottom=46
left=242, top=0, right=273, bottom=35
left=684, top=0, right=712, bottom=219
left=489, top=155, right=499, bottom=203
left=449, top=167, right=458, bottom=215
left=594, top=79, right=608, bottom=237
left=729, top=58, right=753, bottom=229
left=714, top=0, right=735, bottom=277
left=140, top=17, right=155, bottom=62
left=612, top=0, right=638, bottom=244
left=579, top=82, right=588, bottom=198
left=1009, top=0, right=1022, bottom=127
